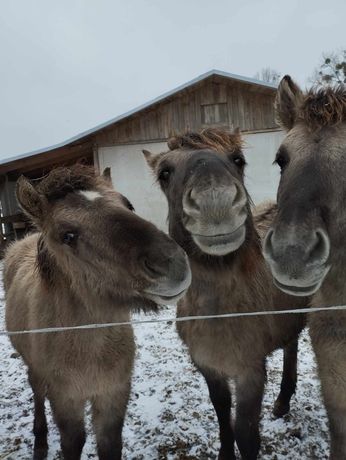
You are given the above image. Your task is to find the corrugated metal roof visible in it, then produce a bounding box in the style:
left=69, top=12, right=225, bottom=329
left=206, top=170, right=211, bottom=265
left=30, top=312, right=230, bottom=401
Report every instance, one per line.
left=1, top=69, right=277, bottom=167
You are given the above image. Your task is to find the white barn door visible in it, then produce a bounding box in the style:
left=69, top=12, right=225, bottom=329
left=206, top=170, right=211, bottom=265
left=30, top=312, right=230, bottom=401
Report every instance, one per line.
left=98, top=142, right=168, bottom=231
left=243, top=130, right=284, bottom=204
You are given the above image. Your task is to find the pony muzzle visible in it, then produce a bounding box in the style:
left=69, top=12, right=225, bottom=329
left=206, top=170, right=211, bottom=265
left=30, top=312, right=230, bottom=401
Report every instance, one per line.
left=182, top=184, right=247, bottom=256
left=263, top=227, right=331, bottom=296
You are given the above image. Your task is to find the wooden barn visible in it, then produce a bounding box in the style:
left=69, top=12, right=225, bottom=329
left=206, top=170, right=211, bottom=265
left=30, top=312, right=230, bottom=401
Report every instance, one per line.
left=0, top=69, right=283, bottom=240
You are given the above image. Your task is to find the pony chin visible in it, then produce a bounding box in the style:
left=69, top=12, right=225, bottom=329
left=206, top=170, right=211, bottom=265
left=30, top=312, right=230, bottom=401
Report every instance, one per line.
left=192, top=225, right=246, bottom=256
left=272, top=264, right=331, bottom=297
left=273, top=278, right=322, bottom=297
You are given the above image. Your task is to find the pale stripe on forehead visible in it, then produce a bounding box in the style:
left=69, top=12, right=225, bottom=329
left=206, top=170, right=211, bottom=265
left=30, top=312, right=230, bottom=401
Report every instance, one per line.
left=79, top=190, right=102, bottom=201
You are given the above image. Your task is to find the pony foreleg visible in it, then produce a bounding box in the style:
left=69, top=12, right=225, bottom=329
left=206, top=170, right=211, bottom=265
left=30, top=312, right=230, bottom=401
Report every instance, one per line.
left=28, top=369, right=48, bottom=460
left=197, top=365, right=235, bottom=460
left=49, top=391, right=86, bottom=460
left=91, top=382, right=131, bottom=460
left=235, top=363, right=265, bottom=460
left=273, top=338, right=298, bottom=417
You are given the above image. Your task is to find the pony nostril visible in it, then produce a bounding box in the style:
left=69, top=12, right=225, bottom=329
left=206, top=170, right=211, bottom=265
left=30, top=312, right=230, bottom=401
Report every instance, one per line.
left=232, top=183, right=241, bottom=205
left=142, top=258, right=163, bottom=278
left=183, top=189, right=200, bottom=215
left=263, top=229, right=275, bottom=261
left=264, top=227, right=330, bottom=266
left=189, top=189, right=200, bottom=210
left=309, top=229, right=330, bottom=264
left=231, top=182, right=247, bottom=208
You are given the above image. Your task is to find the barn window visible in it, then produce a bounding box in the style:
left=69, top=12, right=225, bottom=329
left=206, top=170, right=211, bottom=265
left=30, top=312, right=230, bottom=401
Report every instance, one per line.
left=201, top=103, right=229, bottom=125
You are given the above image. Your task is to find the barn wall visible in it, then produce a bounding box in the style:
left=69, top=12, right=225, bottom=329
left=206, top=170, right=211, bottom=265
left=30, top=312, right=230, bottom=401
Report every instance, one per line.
left=243, top=130, right=284, bottom=204
left=95, top=80, right=277, bottom=146
left=97, top=130, right=284, bottom=232
left=98, top=142, right=168, bottom=231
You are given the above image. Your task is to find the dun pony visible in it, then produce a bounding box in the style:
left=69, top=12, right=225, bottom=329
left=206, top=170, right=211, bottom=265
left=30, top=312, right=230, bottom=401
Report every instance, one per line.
left=143, top=128, right=307, bottom=459
left=264, top=76, right=346, bottom=460
left=4, top=165, right=191, bottom=460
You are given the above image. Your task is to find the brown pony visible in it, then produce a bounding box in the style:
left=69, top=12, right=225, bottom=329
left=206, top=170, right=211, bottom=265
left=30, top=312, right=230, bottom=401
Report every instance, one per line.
left=143, top=128, right=307, bottom=459
left=4, top=165, right=191, bottom=460
left=263, top=76, right=346, bottom=460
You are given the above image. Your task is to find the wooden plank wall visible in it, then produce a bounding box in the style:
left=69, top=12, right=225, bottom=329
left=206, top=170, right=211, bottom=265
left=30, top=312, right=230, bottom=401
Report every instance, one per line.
left=96, top=78, right=277, bottom=146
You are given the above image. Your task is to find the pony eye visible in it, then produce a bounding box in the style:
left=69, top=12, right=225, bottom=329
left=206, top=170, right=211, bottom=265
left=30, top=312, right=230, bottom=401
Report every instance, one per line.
left=62, top=232, right=78, bottom=246
left=233, top=155, right=246, bottom=168
left=275, top=154, right=289, bottom=170
left=158, top=169, right=171, bottom=183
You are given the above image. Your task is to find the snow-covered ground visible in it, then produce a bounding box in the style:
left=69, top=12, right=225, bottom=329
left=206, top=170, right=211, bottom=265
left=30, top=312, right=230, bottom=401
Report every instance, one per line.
left=0, top=272, right=329, bottom=459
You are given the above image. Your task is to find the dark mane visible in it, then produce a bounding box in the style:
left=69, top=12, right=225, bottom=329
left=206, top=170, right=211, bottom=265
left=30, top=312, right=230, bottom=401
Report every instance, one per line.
left=36, top=164, right=104, bottom=202
left=167, top=128, right=243, bottom=153
left=300, top=85, right=346, bottom=129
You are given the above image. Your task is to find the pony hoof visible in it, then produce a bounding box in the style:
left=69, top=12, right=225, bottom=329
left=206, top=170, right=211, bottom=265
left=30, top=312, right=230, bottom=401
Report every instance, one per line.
left=273, top=399, right=290, bottom=418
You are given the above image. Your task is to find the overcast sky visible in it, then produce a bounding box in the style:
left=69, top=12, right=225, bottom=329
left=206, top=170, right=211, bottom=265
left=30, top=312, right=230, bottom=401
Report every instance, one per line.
left=0, top=0, right=344, bottom=160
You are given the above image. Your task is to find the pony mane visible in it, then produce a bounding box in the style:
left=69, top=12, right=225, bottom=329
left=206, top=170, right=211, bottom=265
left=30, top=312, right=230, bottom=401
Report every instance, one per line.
left=300, top=85, right=346, bottom=129
left=167, top=128, right=243, bottom=153
left=36, top=164, right=103, bottom=202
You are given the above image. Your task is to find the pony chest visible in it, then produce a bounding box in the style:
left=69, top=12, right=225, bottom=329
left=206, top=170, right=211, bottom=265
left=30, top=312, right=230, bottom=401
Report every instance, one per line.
left=39, top=328, right=135, bottom=394
left=179, top=318, right=260, bottom=377
left=177, top=312, right=263, bottom=377
left=176, top=285, right=268, bottom=375
left=66, top=328, right=134, bottom=363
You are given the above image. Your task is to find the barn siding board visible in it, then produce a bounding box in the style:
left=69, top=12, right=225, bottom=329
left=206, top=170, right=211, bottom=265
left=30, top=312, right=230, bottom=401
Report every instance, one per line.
left=251, top=94, right=258, bottom=130
left=246, top=92, right=252, bottom=129
left=227, top=87, right=237, bottom=129
left=237, top=91, right=245, bottom=130
left=193, top=89, right=201, bottom=130
left=260, top=95, right=267, bottom=128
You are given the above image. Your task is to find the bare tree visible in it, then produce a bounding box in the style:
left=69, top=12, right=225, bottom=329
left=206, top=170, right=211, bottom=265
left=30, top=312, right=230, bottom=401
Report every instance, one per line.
left=254, top=67, right=281, bottom=85
left=310, top=50, right=346, bottom=86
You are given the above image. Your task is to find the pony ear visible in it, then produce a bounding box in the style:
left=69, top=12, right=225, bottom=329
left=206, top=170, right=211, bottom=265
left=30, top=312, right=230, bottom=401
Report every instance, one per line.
left=233, top=127, right=241, bottom=135
left=275, top=75, right=303, bottom=130
left=232, top=127, right=242, bottom=143
left=16, top=176, right=47, bottom=223
left=142, top=149, right=160, bottom=171
left=102, top=167, right=112, bottom=183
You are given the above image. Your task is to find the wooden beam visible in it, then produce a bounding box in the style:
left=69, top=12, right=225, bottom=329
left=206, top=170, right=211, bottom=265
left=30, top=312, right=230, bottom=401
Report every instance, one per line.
left=0, top=141, right=93, bottom=175
left=16, top=152, right=93, bottom=175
